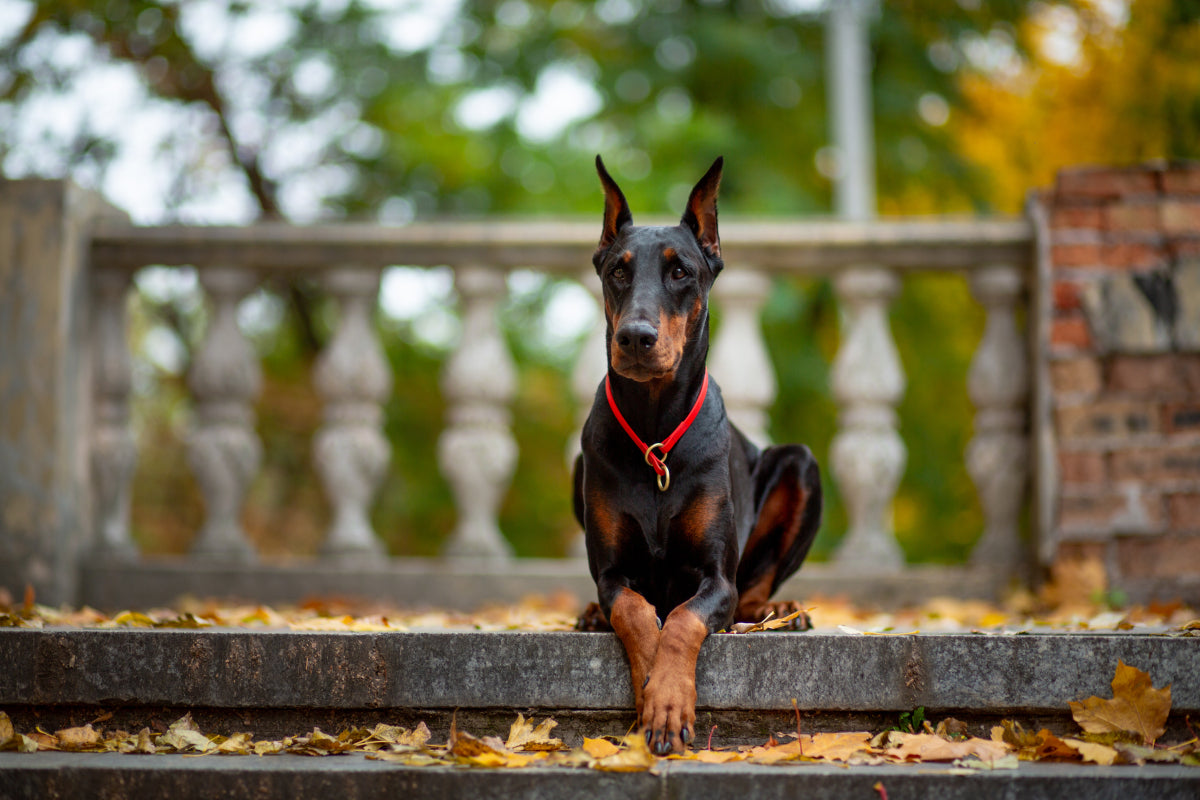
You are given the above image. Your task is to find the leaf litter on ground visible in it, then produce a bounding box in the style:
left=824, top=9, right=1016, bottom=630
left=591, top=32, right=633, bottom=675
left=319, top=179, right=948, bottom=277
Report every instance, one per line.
left=3, top=662, right=1194, bottom=770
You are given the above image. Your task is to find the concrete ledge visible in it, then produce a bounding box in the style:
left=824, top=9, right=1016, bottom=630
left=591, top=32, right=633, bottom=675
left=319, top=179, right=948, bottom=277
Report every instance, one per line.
left=1, top=753, right=1197, bottom=800
left=77, top=557, right=1009, bottom=610
left=2, top=629, right=1196, bottom=715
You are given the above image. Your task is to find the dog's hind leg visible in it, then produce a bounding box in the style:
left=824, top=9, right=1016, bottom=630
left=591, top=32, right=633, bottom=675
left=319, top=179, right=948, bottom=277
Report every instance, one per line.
left=733, top=444, right=822, bottom=626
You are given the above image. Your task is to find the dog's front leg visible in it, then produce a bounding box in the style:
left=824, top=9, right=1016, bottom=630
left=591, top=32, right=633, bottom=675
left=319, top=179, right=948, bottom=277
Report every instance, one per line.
left=641, top=575, right=734, bottom=755
left=607, top=586, right=661, bottom=719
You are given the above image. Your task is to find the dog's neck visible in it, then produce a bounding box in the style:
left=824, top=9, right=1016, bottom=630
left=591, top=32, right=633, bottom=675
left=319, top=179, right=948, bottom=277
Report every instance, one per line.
left=605, top=320, right=710, bottom=443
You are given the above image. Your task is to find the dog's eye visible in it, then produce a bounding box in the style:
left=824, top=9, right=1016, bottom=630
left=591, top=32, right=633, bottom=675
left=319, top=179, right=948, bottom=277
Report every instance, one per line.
left=671, top=266, right=688, bottom=280
left=611, top=267, right=627, bottom=281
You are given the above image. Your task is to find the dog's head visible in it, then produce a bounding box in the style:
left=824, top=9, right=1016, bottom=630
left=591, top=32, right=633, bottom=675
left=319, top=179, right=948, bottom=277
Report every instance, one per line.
left=592, top=155, right=724, bottom=383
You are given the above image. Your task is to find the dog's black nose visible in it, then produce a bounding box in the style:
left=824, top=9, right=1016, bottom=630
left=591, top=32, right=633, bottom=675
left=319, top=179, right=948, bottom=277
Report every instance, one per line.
left=615, top=321, right=658, bottom=353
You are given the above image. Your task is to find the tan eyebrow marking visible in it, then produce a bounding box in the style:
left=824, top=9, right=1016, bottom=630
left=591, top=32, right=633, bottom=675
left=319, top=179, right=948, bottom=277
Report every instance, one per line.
left=621, top=250, right=633, bottom=263
left=663, top=247, right=676, bottom=260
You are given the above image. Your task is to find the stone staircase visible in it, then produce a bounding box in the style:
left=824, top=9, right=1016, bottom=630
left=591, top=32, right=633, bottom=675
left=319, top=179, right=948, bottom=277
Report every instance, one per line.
left=2, top=627, right=1198, bottom=798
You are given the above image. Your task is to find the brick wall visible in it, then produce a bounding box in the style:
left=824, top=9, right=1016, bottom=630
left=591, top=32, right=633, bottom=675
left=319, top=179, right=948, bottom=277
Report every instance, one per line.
left=1037, top=162, right=1200, bottom=603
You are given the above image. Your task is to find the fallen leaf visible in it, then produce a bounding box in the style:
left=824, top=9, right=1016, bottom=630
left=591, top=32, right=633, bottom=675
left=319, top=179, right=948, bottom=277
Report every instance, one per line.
left=801, top=732, right=874, bottom=761
left=1063, top=738, right=1118, bottom=766
left=505, top=714, right=564, bottom=752
left=887, top=733, right=1011, bottom=763
left=362, top=721, right=431, bottom=750
left=0, top=712, right=14, bottom=750
left=111, top=611, right=156, bottom=628
left=27, top=730, right=59, bottom=751
left=17, top=734, right=39, bottom=753
left=157, top=714, right=216, bottom=754
left=216, top=732, right=254, bottom=755
left=582, top=737, right=620, bottom=759
left=55, top=724, right=101, bottom=751
left=1069, top=661, right=1171, bottom=745
left=690, top=749, right=741, bottom=763
left=253, top=739, right=286, bottom=756
left=590, top=734, right=656, bottom=772
left=1033, top=729, right=1080, bottom=761
left=745, top=740, right=805, bottom=764
left=1114, top=743, right=1183, bottom=765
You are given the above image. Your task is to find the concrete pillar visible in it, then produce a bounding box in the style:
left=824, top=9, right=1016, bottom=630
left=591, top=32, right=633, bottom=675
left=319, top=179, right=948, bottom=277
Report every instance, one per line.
left=0, top=181, right=119, bottom=605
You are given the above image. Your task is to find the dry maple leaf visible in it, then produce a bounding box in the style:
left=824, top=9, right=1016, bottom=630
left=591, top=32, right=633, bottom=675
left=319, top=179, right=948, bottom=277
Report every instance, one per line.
left=800, top=732, right=875, bottom=762
left=887, top=732, right=1011, bottom=763
left=1068, top=660, right=1171, bottom=745
left=505, top=713, right=565, bottom=752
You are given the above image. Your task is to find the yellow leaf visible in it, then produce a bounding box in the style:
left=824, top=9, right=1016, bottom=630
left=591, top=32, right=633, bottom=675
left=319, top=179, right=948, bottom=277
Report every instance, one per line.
left=0, top=711, right=14, bottom=750
left=746, top=740, right=804, bottom=764
left=691, top=749, right=741, bottom=763
left=17, top=734, right=38, bottom=753
left=217, top=733, right=254, bottom=755
left=590, top=734, right=656, bottom=772
left=1063, top=738, right=1118, bottom=766
left=801, top=732, right=874, bottom=762
left=157, top=714, right=216, bottom=754
left=582, top=738, right=620, bottom=759
left=55, top=724, right=101, bottom=751
left=1033, top=729, right=1080, bottom=761
left=111, top=611, right=156, bottom=628
left=505, top=714, right=564, bottom=752
left=1068, top=661, right=1171, bottom=745
left=254, top=740, right=285, bottom=756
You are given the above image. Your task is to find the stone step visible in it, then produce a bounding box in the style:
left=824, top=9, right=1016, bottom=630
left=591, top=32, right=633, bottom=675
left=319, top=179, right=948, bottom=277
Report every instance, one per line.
left=2, top=752, right=1198, bottom=800
left=3, top=629, right=1196, bottom=727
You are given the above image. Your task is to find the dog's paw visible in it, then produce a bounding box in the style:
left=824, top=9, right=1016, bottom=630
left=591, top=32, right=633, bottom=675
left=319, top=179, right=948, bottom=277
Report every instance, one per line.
left=640, top=671, right=696, bottom=755
left=574, top=602, right=613, bottom=632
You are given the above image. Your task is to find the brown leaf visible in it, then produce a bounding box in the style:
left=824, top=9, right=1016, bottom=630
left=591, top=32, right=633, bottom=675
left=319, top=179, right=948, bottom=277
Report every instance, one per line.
left=887, top=733, right=1011, bottom=763
left=1033, top=729, right=1080, bottom=761
left=55, top=724, right=101, bottom=751
left=1068, top=661, right=1171, bottom=745
left=0, top=711, right=14, bottom=751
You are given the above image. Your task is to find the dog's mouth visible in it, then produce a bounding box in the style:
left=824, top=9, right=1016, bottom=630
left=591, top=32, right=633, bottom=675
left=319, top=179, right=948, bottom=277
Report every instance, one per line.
left=610, top=350, right=680, bottom=382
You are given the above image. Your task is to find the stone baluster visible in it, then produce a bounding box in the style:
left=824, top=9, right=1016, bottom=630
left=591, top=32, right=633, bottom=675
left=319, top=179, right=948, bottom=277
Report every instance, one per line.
left=438, top=267, right=517, bottom=560
left=710, top=269, right=776, bottom=447
left=313, top=268, right=392, bottom=559
left=966, top=265, right=1029, bottom=571
left=186, top=268, right=261, bottom=560
left=90, top=268, right=138, bottom=558
left=830, top=267, right=907, bottom=569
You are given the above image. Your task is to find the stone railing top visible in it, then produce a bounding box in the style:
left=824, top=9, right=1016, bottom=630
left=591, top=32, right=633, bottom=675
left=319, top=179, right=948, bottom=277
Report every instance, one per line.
left=89, top=217, right=1033, bottom=274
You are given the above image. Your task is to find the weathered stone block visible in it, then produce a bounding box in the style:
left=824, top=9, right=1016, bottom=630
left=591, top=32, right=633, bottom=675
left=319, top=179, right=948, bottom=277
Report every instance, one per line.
left=1049, top=316, right=1093, bottom=351
left=1080, top=273, right=1173, bottom=354
left=1116, top=534, right=1200, bottom=578
left=1057, top=488, right=1164, bottom=536
left=1056, top=166, right=1159, bottom=199
left=1173, top=260, right=1200, bottom=350
left=1049, top=357, right=1102, bottom=396
left=1057, top=450, right=1107, bottom=485
left=1107, top=354, right=1200, bottom=396
left=1110, top=444, right=1200, bottom=483
left=1055, top=401, right=1159, bottom=440
left=1168, top=493, right=1200, bottom=532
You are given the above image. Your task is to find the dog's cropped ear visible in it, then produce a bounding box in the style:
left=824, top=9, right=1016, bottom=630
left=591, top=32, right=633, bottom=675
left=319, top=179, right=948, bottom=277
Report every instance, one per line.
left=681, top=156, right=723, bottom=262
left=594, top=155, right=632, bottom=270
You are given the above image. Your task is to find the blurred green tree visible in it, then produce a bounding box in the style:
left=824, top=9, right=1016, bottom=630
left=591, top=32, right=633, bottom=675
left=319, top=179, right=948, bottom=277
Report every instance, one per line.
left=3, top=0, right=1125, bottom=564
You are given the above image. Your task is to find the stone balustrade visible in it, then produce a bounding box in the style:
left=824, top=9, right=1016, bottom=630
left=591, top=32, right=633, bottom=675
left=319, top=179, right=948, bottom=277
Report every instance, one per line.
left=83, top=219, right=1030, bottom=568
left=0, top=180, right=1036, bottom=606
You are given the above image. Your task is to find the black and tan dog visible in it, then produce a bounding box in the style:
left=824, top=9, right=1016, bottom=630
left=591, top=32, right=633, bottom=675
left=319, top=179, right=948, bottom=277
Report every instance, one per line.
left=573, top=156, right=823, bottom=755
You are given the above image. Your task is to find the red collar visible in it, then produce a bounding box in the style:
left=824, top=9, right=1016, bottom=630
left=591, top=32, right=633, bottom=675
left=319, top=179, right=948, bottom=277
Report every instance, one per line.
left=605, top=370, right=709, bottom=492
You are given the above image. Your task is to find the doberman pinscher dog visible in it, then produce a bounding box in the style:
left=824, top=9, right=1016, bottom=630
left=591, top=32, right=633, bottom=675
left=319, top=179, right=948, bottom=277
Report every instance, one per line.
left=572, top=155, right=823, bottom=755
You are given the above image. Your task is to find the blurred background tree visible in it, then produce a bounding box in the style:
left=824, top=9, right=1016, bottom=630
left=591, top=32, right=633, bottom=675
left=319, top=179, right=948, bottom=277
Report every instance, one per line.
left=2, top=0, right=1195, bottom=561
